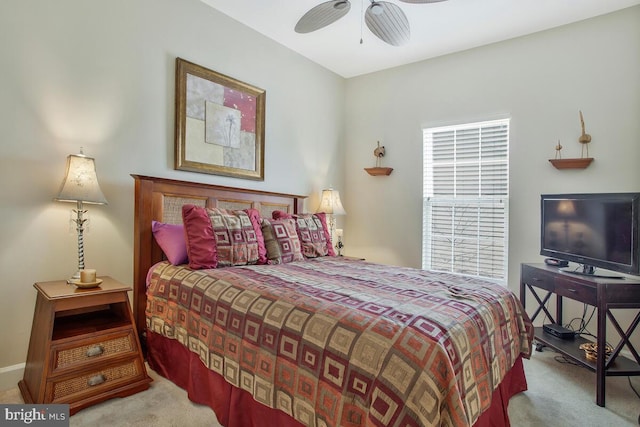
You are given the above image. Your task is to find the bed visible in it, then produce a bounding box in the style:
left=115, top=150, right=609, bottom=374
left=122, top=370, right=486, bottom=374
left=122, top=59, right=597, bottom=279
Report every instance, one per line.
left=132, top=174, right=533, bottom=427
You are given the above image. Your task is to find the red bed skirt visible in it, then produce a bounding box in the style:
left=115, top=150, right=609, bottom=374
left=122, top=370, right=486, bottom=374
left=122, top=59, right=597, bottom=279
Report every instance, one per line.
left=147, top=332, right=527, bottom=427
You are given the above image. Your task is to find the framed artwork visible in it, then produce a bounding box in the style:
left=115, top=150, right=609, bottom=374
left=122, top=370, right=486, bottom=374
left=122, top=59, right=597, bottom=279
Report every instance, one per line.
left=174, top=58, right=265, bottom=180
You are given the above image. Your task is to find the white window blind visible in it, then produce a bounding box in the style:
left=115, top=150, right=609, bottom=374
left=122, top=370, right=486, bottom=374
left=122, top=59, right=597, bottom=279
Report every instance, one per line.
left=422, top=119, right=509, bottom=282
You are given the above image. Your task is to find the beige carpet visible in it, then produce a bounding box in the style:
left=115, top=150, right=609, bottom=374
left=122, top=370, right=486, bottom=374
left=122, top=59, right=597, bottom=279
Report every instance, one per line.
left=2, top=348, right=639, bottom=426
left=1, top=367, right=222, bottom=427
left=509, top=347, right=639, bottom=426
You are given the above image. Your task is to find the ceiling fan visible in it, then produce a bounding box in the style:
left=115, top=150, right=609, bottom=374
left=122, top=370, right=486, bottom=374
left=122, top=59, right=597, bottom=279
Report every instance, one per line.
left=295, top=0, right=447, bottom=47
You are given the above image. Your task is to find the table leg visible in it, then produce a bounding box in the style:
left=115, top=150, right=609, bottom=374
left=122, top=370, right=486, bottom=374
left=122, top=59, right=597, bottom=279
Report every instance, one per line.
left=596, top=304, right=606, bottom=407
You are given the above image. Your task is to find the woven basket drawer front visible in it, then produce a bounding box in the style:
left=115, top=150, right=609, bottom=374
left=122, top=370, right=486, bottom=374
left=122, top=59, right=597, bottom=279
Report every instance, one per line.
left=50, top=359, right=142, bottom=401
left=53, top=330, right=135, bottom=372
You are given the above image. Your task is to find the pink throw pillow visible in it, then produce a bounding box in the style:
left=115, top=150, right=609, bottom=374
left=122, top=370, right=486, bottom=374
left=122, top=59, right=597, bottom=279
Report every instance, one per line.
left=182, top=204, right=217, bottom=270
left=151, top=221, right=188, bottom=265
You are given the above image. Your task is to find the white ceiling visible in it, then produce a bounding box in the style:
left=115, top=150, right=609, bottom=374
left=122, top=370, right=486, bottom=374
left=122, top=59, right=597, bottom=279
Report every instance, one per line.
left=201, top=0, right=639, bottom=78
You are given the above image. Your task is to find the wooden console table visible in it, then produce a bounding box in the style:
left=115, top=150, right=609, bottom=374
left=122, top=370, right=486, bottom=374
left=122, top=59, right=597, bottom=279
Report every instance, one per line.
left=520, top=263, right=640, bottom=407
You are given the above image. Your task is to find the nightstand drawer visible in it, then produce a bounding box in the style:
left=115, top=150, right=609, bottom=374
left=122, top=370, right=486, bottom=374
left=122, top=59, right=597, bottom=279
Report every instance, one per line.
left=51, top=329, right=136, bottom=373
left=48, top=358, right=145, bottom=402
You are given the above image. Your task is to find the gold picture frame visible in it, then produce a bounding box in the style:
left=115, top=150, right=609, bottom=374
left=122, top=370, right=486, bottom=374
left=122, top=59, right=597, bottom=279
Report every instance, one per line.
left=174, top=58, right=265, bottom=180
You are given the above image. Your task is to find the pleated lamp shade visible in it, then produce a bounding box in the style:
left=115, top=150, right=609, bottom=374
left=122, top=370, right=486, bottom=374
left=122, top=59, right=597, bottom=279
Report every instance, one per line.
left=316, top=188, right=346, bottom=215
left=54, top=153, right=108, bottom=205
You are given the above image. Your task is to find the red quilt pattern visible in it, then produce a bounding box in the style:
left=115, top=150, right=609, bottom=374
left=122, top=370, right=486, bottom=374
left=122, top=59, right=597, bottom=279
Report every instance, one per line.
left=146, top=258, right=532, bottom=427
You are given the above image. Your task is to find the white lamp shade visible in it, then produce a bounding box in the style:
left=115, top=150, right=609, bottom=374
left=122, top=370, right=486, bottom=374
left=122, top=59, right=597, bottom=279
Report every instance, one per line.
left=317, top=188, right=346, bottom=215
left=54, top=154, right=108, bottom=204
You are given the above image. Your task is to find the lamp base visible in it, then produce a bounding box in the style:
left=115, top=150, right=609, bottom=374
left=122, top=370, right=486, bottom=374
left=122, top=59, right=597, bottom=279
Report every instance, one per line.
left=67, top=271, right=81, bottom=284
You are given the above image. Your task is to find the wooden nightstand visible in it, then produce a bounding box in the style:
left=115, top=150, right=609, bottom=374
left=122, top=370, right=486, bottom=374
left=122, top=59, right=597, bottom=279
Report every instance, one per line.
left=18, top=277, right=152, bottom=415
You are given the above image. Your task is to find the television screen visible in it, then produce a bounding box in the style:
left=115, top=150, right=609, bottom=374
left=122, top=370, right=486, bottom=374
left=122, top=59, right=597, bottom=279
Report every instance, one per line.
left=540, top=193, right=640, bottom=277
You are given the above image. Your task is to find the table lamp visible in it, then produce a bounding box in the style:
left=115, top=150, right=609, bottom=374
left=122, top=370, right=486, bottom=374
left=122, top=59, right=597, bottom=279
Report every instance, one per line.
left=316, top=187, right=346, bottom=243
left=54, top=149, right=108, bottom=282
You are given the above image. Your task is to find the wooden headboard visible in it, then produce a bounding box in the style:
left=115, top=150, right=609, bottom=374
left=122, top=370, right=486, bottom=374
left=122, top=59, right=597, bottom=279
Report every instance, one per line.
left=132, top=174, right=305, bottom=341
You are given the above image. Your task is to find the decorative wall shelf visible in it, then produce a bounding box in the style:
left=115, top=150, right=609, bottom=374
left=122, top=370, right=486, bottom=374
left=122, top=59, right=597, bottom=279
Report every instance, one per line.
left=364, top=167, right=393, bottom=176
left=549, top=158, right=593, bottom=170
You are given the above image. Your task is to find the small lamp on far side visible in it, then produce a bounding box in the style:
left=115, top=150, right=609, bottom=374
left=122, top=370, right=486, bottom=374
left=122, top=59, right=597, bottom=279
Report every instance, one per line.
left=54, top=148, right=108, bottom=282
left=316, top=187, right=346, bottom=244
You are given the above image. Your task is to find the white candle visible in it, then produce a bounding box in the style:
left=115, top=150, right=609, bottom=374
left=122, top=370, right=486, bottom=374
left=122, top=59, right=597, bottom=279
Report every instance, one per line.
left=80, top=269, right=96, bottom=283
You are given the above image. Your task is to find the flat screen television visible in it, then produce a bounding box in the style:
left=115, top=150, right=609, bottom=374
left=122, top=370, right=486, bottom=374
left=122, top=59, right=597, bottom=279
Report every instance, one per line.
left=540, top=193, right=640, bottom=278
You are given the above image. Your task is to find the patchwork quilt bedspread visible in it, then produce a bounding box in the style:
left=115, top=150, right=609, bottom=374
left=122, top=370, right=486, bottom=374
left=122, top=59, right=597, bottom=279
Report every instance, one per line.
left=146, top=258, right=532, bottom=427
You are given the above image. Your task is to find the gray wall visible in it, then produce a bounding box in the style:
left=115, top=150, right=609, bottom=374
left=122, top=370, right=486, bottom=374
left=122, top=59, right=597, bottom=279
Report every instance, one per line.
left=0, top=0, right=345, bottom=388
left=343, top=7, right=640, bottom=347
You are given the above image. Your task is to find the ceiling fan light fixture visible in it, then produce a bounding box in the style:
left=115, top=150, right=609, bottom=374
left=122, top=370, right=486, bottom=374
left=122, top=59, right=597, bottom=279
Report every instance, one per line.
left=295, top=0, right=351, bottom=33
left=296, top=0, right=447, bottom=44
left=370, top=2, right=385, bottom=16
left=365, top=1, right=410, bottom=46
left=334, top=1, right=349, bottom=10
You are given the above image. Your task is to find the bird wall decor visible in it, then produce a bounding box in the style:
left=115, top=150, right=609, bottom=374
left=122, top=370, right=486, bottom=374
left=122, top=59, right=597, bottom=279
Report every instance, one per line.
left=548, top=110, right=594, bottom=169
left=578, top=110, right=592, bottom=158
left=555, top=140, right=563, bottom=159
left=364, top=141, right=393, bottom=175
left=374, top=141, right=385, bottom=167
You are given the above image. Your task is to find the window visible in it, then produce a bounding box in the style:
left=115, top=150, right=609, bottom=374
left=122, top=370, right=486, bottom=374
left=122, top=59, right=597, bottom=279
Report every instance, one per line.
left=422, top=119, right=509, bottom=282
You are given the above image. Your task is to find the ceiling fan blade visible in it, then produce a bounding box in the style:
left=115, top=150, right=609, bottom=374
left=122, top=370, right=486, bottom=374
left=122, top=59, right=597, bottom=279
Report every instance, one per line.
left=295, top=1, right=351, bottom=34
left=365, top=1, right=410, bottom=46
left=398, top=0, right=447, bottom=3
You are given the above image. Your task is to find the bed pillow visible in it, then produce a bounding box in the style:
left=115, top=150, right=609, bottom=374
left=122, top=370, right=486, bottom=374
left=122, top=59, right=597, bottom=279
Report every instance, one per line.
left=261, top=218, right=304, bottom=264
left=244, top=208, right=267, bottom=265
left=207, top=207, right=260, bottom=267
left=151, top=221, right=188, bottom=265
left=182, top=204, right=217, bottom=270
left=293, top=213, right=329, bottom=258
left=272, top=210, right=336, bottom=257
left=313, top=212, right=336, bottom=257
